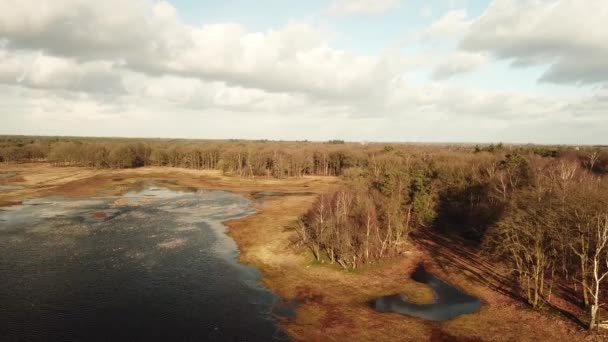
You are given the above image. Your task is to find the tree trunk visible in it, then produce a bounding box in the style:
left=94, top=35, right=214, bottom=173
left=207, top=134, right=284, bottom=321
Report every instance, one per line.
left=590, top=304, right=598, bottom=331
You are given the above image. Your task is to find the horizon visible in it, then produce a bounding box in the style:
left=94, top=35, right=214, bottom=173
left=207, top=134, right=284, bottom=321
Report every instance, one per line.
left=1, top=0, right=607, bottom=144
left=3, top=133, right=607, bottom=147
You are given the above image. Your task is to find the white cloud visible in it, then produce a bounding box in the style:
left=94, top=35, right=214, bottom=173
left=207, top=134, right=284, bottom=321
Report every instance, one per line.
left=152, top=22, right=410, bottom=100
left=423, top=9, right=471, bottom=39
left=0, top=50, right=125, bottom=93
left=385, top=79, right=565, bottom=120
left=431, top=52, right=487, bottom=79
left=0, top=0, right=606, bottom=143
left=328, top=0, right=402, bottom=16
left=0, top=0, right=163, bottom=59
left=0, top=1, right=411, bottom=100
left=123, top=73, right=324, bottom=115
left=3, top=79, right=605, bottom=143
left=460, top=0, right=608, bottom=84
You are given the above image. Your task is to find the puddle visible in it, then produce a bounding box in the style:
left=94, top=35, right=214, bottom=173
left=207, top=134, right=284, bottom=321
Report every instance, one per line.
left=370, top=265, right=481, bottom=321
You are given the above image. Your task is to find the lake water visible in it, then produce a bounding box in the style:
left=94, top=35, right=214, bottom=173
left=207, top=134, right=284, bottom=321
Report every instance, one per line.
left=370, top=265, right=481, bottom=321
left=0, top=186, right=289, bottom=341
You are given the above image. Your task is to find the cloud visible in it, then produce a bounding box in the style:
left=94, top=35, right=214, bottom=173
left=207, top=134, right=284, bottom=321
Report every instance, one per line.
left=122, top=73, right=327, bottom=115
left=0, top=0, right=606, bottom=143
left=384, top=79, right=569, bottom=121
left=328, top=0, right=402, bottom=16
left=0, top=0, right=411, bottom=101
left=460, top=0, right=608, bottom=85
left=431, top=52, right=487, bottom=79
left=0, top=49, right=125, bottom=93
left=423, top=9, right=471, bottom=39
left=3, top=80, right=606, bottom=143
left=0, top=0, right=164, bottom=60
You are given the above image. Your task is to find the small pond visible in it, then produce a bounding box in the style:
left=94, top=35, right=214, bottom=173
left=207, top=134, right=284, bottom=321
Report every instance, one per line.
left=0, top=185, right=290, bottom=341
left=370, top=265, right=481, bottom=321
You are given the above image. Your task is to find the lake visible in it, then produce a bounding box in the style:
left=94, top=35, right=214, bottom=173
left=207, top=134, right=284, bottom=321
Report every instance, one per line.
left=0, top=185, right=289, bottom=341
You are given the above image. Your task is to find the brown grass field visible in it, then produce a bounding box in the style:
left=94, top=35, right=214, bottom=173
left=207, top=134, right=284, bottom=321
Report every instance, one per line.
left=0, top=164, right=604, bottom=341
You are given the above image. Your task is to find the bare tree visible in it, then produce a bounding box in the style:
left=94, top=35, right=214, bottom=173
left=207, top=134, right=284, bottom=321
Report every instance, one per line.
left=587, top=151, right=600, bottom=172
left=585, top=214, right=608, bottom=332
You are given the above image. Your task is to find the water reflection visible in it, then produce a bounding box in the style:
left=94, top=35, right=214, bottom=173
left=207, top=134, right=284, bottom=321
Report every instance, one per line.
left=0, top=185, right=290, bottom=341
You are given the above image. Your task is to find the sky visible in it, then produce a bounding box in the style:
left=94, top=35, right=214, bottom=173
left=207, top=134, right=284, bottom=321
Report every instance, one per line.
left=0, top=0, right=607, bottom=144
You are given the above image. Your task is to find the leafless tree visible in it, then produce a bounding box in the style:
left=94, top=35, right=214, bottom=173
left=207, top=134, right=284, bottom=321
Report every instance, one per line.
left=585, top=214, right=608, bottom=331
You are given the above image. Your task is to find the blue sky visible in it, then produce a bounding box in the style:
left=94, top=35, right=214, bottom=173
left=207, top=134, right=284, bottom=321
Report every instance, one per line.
left=170, top=0, right=481, bottom=53
left=0, top=0, right=606, bottom=143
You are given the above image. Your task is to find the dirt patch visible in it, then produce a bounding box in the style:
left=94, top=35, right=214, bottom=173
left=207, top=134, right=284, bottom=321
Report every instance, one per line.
left=295, top=286, right=325, bottom=304
left=0, top=200, right=22, bottom=207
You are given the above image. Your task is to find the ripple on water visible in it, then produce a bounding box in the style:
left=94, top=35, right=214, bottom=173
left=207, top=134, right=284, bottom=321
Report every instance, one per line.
left=157, top=238, right=188, bottom=250
left=0, top=186, right=290, bottom=341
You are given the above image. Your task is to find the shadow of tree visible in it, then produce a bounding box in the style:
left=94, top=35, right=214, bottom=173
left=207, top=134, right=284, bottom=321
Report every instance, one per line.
left=414, top=230, right=589, bottom=330
left=433, top=183, right=504, bottom=243
left=414, top=230, right=522, bottom=301
left=428, top=325, right=484, bottom=342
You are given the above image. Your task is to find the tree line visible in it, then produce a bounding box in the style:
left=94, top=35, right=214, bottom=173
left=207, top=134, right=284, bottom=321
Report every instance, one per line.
left=2, top=136, right=607, bottom=177
left=0, top=137, right=368, bottom=177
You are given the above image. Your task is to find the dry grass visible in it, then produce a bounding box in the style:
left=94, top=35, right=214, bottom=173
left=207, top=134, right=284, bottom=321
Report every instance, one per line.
left=0, top=163, right=603, bottom=341
left=227, top=194, right=595, bottom=341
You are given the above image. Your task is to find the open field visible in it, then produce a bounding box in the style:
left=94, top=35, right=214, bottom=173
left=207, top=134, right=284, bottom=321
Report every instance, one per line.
left=1, top=164, right=603, bottom=341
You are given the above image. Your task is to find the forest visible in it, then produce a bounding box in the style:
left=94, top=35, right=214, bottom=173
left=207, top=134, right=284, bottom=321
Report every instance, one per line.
left=1, top=135, right=608, bottom=331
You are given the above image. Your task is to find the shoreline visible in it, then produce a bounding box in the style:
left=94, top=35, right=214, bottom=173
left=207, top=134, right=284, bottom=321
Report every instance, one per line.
left=0, top=164, right=595, bottom=341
